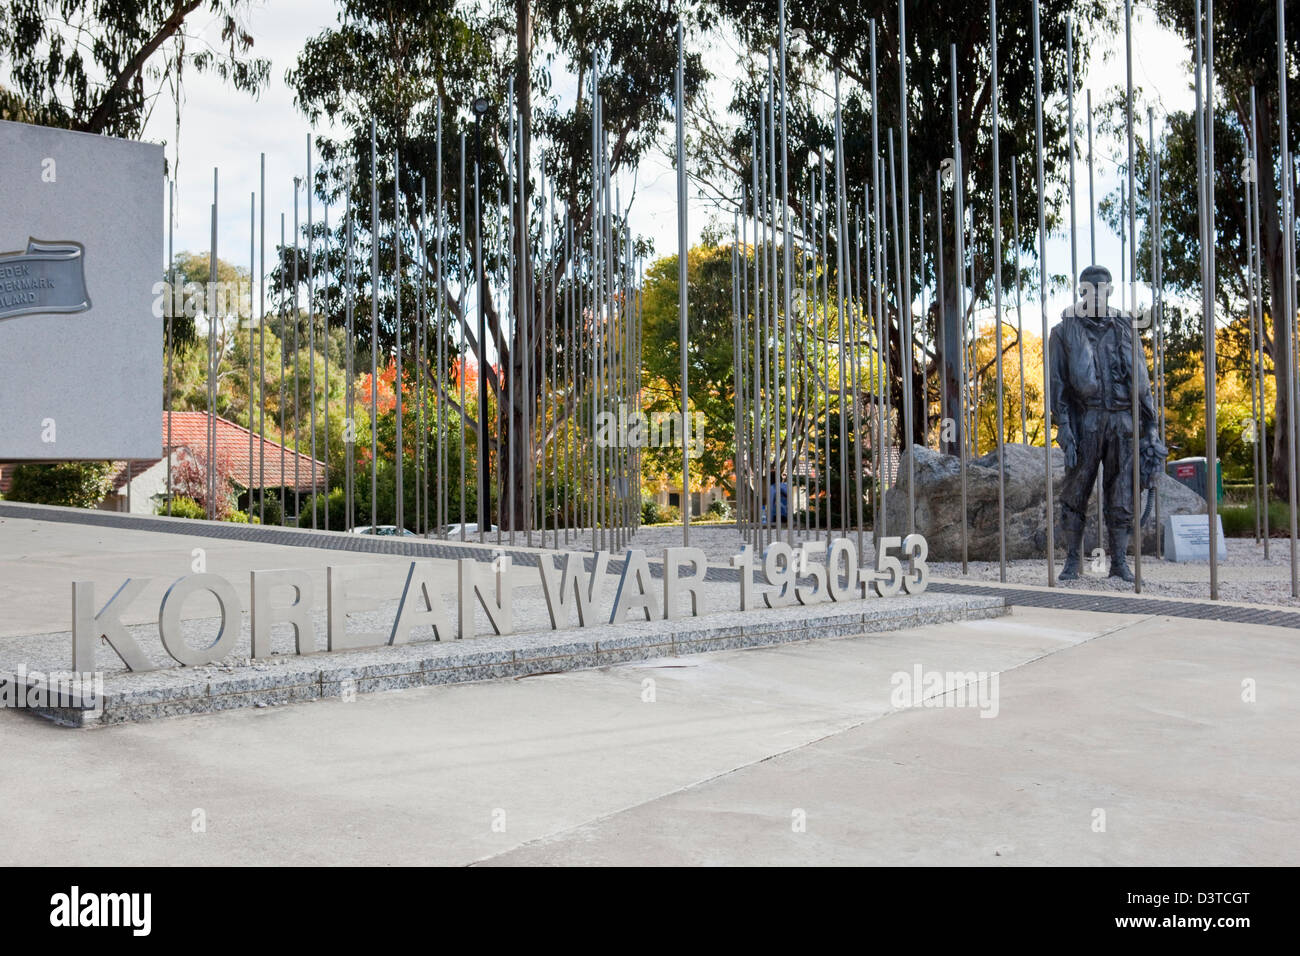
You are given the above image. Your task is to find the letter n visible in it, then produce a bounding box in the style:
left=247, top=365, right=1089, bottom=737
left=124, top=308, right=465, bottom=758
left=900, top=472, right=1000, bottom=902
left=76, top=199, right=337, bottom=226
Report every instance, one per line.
left=458, top=558, right=514, bottom=638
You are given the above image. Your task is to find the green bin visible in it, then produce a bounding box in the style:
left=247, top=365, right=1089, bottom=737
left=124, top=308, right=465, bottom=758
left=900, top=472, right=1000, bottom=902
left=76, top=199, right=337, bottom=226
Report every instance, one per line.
left=1166, top=456, right=1222, bottom=505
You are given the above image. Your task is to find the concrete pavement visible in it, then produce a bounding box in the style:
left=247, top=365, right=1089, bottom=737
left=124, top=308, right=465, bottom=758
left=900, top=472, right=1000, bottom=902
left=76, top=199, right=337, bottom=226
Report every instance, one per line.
left=1, top=604, right=1293, bottom=865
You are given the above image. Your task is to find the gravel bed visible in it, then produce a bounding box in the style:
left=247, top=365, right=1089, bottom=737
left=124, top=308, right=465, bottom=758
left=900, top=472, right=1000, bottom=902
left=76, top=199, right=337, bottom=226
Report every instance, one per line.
left=931, top=537, right=1300, bottom=607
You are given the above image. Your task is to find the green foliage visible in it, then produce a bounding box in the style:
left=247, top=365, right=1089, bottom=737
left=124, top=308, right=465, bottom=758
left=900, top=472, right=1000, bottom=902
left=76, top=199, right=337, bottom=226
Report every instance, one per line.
left=285, top=0, right=708, bottom=527
left=5, top=461, right=113, bottom=508
left=808, top=408, right=871, bottom=528
left=257, top=493, right=284, bottom=527
left=163, top=496, right=206, bottom=520
left=641, top=498, right=663, bottom=525
left=1219, top=499, right=1293, bottom=538
left=1142, top=1, right=1300, bottom=493
left=702, top=0, right=1116, bottom=309
left=2, top=1, right=268, bottom=137
left=296, top=486, right=349, bottom=531
left=641, top=243, right=740, bottom=494
left=707, top=499, right=733, bottom=520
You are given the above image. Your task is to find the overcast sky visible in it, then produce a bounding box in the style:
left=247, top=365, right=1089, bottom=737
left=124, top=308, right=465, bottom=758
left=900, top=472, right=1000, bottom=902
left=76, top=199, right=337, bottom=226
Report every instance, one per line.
left=145, top=0, right=1201, bottom=325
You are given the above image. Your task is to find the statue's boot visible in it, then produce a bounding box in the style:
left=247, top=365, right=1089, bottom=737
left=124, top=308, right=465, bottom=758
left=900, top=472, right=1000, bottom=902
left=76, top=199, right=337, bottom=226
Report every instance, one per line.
left=1109, top=526, right=1135, bottom=583
left=1059, top=512, right=1086, bottom=581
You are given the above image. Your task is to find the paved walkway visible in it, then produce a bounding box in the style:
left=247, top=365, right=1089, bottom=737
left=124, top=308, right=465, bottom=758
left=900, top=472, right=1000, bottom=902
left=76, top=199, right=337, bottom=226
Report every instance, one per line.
left=1, top=604, right=1294, bottom=865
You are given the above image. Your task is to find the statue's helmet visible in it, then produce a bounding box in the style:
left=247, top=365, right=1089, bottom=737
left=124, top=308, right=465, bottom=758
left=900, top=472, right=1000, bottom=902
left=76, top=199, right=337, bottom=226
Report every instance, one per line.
left=1080, top=265, right=1112, bottom=287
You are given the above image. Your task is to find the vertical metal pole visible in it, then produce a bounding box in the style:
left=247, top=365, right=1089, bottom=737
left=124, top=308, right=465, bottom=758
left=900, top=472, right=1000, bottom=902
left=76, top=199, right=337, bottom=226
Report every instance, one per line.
left=323, top=183, right=331, bottom=531
left=345, top=164, right=354, bottom=531
left=250, top=191, right=256, bottom=516
left=834, top=74, right=849, bottom=539
left=495, top=183, right=506, bottom=546
left=417, top=179, right=426, bottom=536
left=1154, top=128, right=1166, bottom=557
left=1149, top=109, right=1163, bottom=557
left=1205, top=0, right=1219, bottom=598
left=779, top=0, right=795, bottom=546
left=474, top=135, right=487, bottom=541
left=258, top=157, right=266, bottom=525
left=458, top=133, right=467, bottom=540
left=542, top=170, right=550, bottom=546
left=1244, top=110, right=1263, bottom=544
left=394, top=150, right=404, bottom=532
left=935, top=171, right=947, bottom=459
left=1250, top=88, right=1271, bottom=555
left=991, top=0, right=1007, bottom=580
left=506, top=88, right=517, bottom=543
left=435, top=101, right=445, bottom=536
left=917, top=194, right=925, bottom=450
left=1126, top=0, right=1143, bottom=592
left=1012, top=155, right=1027, bottom=444
left=292, top=181, right=301, bottom=521
left=166, top=179, right=174, bottom=516
left=888, top=132, right=905, bottom=544
left=1033, top=0, right=1056, bottom=585
left=870, top=18, right=884, bottom=551
left=854, top=205, right=865, bottom=552
left=898, top=0, right=915, bottom=533
left=1193, top=0, right=1215, bottom=597
left=370, top=120, right=379, bottom=531
left=676, top=19, right=690, bottom=546
left=951, top=45, right=969, bottom=573
left=591, top=69, right=601, bottom=552
left=1066, top=15, right=1078, bottom=286
left=307, top=138, right=318, bottom=528
left=1088, top=90, right=1097, bottom=263
left=209, top=171, right=218, bottom=521
left=280, top=213, right=287, bottom=526
left=1277, top=0, right=1299, bottom=595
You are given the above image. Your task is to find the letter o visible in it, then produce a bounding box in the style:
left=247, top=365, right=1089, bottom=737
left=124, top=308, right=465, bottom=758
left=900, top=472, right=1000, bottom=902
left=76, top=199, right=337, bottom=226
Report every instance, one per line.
left=158, top=574, right=242, bottom=666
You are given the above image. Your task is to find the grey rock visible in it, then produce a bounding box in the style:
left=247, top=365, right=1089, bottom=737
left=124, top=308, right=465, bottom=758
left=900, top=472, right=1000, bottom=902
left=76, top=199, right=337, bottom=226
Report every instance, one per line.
left=885, top=443, right=1205, bottom=561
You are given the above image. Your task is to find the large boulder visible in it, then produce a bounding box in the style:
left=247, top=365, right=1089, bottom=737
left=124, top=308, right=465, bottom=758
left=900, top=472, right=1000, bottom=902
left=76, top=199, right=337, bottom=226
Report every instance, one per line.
left=883, top=443, right=1206, bottom=561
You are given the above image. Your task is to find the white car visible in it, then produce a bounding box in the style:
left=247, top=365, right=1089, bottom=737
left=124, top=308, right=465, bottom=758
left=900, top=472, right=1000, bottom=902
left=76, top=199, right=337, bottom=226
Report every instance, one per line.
left=441, top=523, right=498, bottom=537
left=349, top=525, right=417, bottom=537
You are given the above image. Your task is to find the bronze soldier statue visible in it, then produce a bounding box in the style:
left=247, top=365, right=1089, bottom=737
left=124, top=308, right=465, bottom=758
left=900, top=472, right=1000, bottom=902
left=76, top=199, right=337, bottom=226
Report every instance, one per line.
left=1049, top=265, right=1167, bottom=582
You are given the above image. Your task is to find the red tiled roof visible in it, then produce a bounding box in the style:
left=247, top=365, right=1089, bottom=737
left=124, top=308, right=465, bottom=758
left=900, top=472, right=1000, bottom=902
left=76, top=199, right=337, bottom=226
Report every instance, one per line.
left=154, top=411, right=325, bottom=491
left=0, top=413, right=324, bottom=495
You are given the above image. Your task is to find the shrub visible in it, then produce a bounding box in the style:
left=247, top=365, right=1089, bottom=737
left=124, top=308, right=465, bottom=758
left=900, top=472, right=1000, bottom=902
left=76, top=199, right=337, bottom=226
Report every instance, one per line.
left=641, top=499, right=661, bottom=525
left=5, top=461, right=113, bottom=508
left=163, top=496, right=206, bottom=519
left=658, top=505, right=681, bottom=524
left=296, top=486, right=349, bottom=529
left=1219, top=499, right=1293, bottom=537
left=707, top=499, right=733, bottom=520
left=256, top=493, right=284, bottom=526
left=170, top=444, right=237, bottom=519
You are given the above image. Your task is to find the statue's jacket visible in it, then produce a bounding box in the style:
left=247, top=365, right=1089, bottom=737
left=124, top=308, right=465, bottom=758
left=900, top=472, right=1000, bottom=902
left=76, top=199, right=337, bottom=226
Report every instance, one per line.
left=1048, top=304, right=1158, bottom=447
